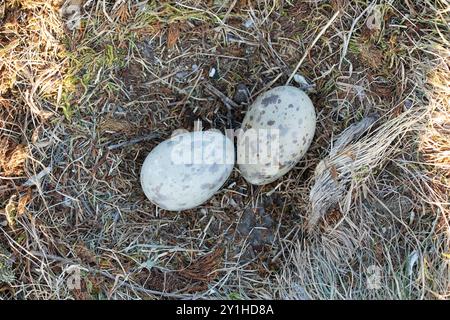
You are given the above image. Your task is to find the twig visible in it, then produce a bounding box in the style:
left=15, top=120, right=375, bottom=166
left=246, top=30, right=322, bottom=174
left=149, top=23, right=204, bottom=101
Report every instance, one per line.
left=222, top=0, right=238, bottom=23
left=205, top=83, right=238, bottom=129
left=23, top=166, right=52, bottom=187
left=144, top=70, right=180, bottom=86
left=286, top=10, right=341, bottom=85
left=204, top=83, right=239, bottom=110
left=107, top=134, right=159, bottom=150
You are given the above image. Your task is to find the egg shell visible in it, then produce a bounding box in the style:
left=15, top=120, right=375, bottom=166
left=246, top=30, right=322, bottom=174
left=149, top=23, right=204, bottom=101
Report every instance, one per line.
left=141, top=130, right=235, bottom=211
left=237, top=86, right=316, bottom=185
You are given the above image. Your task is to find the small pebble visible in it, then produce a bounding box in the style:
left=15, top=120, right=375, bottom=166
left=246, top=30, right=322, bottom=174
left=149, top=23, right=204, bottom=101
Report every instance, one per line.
left=175, top=70, right=190, bottom=82
left=233, top=83, right=250, bottom=104
left=404, top=99, right=413, bottom=109
left=209, top=67, right=216, bottom=78
left=137, top=39, right=155, bottom=63
left=293, top=74, right=316, bottom=92
left=226, top=34, right=240, bottom=43
left=243, top=19, right=254, bottom=29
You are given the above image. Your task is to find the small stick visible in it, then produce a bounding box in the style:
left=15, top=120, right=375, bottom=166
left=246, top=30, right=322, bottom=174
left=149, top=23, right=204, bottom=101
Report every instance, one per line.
left=205, top=83, right=238, bottom=129
left=222, top=0, right=238, bottom=23
left=285, top=10, right=341, bottom=85
left=144, top=70, right=180, bottom=86
left=107, top=134, right=159, bottom=150
left=204, top=83, right=239, bottom=110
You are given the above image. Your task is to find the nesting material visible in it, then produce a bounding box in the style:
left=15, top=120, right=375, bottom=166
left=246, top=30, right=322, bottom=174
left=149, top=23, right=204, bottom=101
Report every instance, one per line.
left=308, top=111, right=428, bottom=230
left=308, top=115, right=379, bottom=229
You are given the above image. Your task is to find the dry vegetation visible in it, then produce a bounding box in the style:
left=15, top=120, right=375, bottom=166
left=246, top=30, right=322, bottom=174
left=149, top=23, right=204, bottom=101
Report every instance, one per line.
left=0, top=0, right=449, bottom=299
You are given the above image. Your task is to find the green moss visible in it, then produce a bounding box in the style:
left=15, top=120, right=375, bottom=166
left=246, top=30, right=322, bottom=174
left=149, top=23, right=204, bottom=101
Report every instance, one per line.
left=228, top=292, right=242, bottom=300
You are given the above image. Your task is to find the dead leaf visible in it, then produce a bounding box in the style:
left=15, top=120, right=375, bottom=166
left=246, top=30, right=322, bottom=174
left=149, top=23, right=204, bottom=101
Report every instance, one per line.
left=358, top=42, right=384, bottom=69
left=179, top=248, right=224, bottom=282
left=0, top=139, right=28, bottom=176
left=115, top=2, right=129, bottom=24
left=98, top=117, right=132, bottom=134
left=17, top=189, right=32, bottom=216
left=167, top=23, right=180, bottom=49
left=75, top=245, right=97, bottom=265
left=330, top=165, right=339, bottom=181
left=0, top=97, right=12, bottom=109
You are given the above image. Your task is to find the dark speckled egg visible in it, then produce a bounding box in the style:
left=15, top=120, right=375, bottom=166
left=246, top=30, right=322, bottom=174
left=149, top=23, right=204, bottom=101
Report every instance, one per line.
left=237, top=86, right=316, bottom=185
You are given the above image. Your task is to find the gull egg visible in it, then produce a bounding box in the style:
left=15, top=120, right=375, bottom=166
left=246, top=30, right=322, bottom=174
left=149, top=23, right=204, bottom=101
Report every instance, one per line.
left=237, top=86, right=316, bottom=185
left=141, top=130, right=234, bottom=211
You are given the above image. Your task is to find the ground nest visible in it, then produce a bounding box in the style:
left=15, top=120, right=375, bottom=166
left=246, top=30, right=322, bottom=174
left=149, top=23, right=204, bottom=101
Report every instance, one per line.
left=0, top=0, right=449, bottom=299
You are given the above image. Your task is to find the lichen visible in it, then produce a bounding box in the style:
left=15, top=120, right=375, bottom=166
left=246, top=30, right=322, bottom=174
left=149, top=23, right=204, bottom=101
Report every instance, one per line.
left=0, top=245, right=14, bottom=284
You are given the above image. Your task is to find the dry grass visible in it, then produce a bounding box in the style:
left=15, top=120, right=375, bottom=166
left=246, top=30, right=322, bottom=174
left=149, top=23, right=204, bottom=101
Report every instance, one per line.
left=0, top=0, right=448, bottom=300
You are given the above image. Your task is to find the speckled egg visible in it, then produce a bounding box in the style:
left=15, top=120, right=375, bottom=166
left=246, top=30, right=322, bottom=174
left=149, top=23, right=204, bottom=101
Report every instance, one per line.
left=140, top=130, right=234, bottom=211
left=237, top=86, right=316, bottom=185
